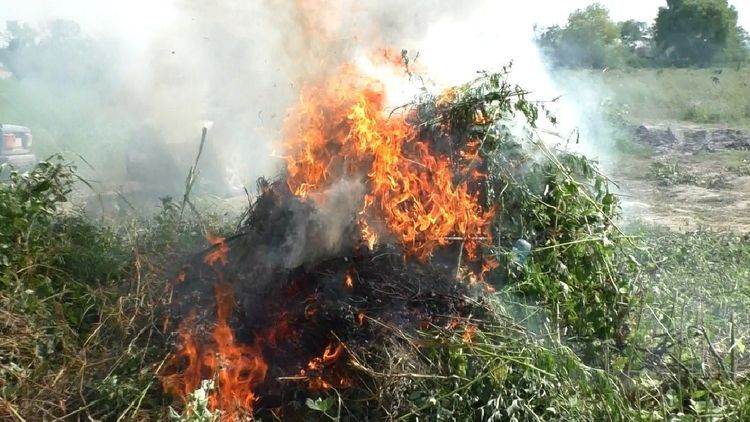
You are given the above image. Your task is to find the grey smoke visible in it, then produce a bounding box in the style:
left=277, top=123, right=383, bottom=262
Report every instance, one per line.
left=283, top=178, right=365, bottom=269
left=2, top=0, right=638, bottom=197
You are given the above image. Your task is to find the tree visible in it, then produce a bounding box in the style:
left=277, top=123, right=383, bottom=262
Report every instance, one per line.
left=0, top=20, right=114, bottom=84
left=619, top=20, right=650, bottom=49
left=619, top=20, right=655, bottom=65
left=536, top=4, right=628, bottom=69
left=654, top=0, right=742, bottom=66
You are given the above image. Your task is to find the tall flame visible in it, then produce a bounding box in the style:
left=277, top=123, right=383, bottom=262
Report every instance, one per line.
left=162, top=237, right=268, bottom=420
left=284, top=62, right=494, bottom=261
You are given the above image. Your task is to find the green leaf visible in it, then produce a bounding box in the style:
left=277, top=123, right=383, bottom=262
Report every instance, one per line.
left=306, top=397, right=332, bottom=412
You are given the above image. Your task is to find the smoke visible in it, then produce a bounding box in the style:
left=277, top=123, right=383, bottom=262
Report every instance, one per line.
left=285, top=178, right=365, bottom=268
left=1, top=0, right=633, bottom=199
left=118, top=0, right=495, bottom=191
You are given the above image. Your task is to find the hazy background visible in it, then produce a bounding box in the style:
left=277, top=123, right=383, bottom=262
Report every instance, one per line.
left=1, top=0, right=748, bottom=199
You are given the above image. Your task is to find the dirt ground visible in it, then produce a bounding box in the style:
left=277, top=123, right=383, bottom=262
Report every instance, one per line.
left=613, top=123, right=750, bottom=232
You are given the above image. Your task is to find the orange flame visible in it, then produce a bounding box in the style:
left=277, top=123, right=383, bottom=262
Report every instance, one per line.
left=462, top=324, right=477, bottom=344
left=359, top=218, right=378, bottom=251
left=299, top=342, right=348, bottom=391
left=163, top=237, right=269, bottom=420
left=284, top=64, right=494, bottom=261
left=204, top=235, right=230, bottom=267
left=164, top=51, right=500, bottom=420
left=161, top=284, right=269, bottom=420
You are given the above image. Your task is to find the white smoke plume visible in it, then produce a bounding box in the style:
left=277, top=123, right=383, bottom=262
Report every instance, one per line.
left=9, top=0, right=722, bottom=192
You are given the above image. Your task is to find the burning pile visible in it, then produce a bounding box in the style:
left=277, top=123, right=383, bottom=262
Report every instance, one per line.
left=161, top=191, right=485, bottom=419
left=160, top=55, right=627, bottom=420
left=161, top=58, right=497, bottom=419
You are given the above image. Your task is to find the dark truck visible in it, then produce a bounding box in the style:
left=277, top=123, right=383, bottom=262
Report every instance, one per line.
left=0, top=124, right=36, bottom=169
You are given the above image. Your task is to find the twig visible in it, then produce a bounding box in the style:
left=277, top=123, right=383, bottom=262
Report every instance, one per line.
left=700, top=327, right=730, bottom=379
left=114, top=189, right=139, bottom=214
left=349, top=358, right=457, bottom=380
left=1, top=398, right=26, bottom=422
left=116, top=356, right=169, bottom=421
left=179, top=127, right=208, bottom=222
left=730, top=312, right=736, bottom=381
left=57, top=399, right=101, bottom=420
left=277, top=376, right=308, bottom=382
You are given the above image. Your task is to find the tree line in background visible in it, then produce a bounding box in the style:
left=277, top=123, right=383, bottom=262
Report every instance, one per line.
left=536, top=0, right=750, bottom=69
left=0, top=20, right=115, bottom=85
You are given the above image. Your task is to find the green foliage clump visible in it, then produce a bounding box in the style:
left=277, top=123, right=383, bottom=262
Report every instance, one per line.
left=649, top=159, right=731, bottom=189
left=0, top=157, right=232, bottom=420
left=0, top=157, right=75, bottom=270
left=417, top=69, right=634, bottom=342
left=536, top=4, right=630, bottom=69
left=655, top=0, right=747, bottom=67
left=343, top=298, right=635, bottom=421
left=620, top=225, right=750, bottom=419
left=169, top=380, right=219, bottom=422
left=489, top=149, right=631, bottom=342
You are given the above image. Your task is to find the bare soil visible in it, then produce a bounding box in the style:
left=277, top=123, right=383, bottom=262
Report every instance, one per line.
left=614, top=124, right=750, bottom=232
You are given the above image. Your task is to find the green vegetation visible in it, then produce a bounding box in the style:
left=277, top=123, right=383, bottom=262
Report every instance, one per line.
left=536, top=4, right=629, bottom=68
left=0, top=21, right=136, bottom=180
left=728, top=159, right=750, bottom=176
left=0, top=20, right=114, bottom=85
left=554, top=67, right=750, bottom=126
left=413, top=68, right=632, bottom=342
left=0, top=78, right=134, bottom=178
left=2, top=67, right=749, bottom=420
left=655, top=0, right=747, bottom=67
left=648, top=159, right=731, bottom=189
left=4, top=158, right=748, bottom=420
left=537, top=1, right=749, bottom=69
left=622, top=225, right=750, bottom=418
left=0, top=158, right=234, bottom=419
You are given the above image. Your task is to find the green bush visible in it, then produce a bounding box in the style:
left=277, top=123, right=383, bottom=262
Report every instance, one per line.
left=0, top=157, right=227, bottom=419
left=410, top=69, right=636, bottom=344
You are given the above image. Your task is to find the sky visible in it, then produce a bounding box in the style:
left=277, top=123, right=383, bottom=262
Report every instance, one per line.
left=1, top=0, right=748, bottom=42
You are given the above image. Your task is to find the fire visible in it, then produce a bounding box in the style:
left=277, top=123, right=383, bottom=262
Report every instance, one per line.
left=204, top=235, right=229, bottom=267
left=162, top=237, right=269, bottom=420
left=359, top=219, right=378, bottom=251
left=436, top=87, right=457, bottom=108
left=164, top=51, right=501, bottom=419
left=284, top=64, right=494, bottom=261
left=161, top=287, right=269, bottom=419
left=462, top=324, right=477, bottom=344
left=299, top=342, right=348, bottom=391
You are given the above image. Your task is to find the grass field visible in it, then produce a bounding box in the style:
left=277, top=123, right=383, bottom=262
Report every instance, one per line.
left=554, top=68, right=750, bottom=127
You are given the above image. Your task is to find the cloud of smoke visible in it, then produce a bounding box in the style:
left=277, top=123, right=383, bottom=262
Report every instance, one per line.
left=2, top=0, right=628, bottom=198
